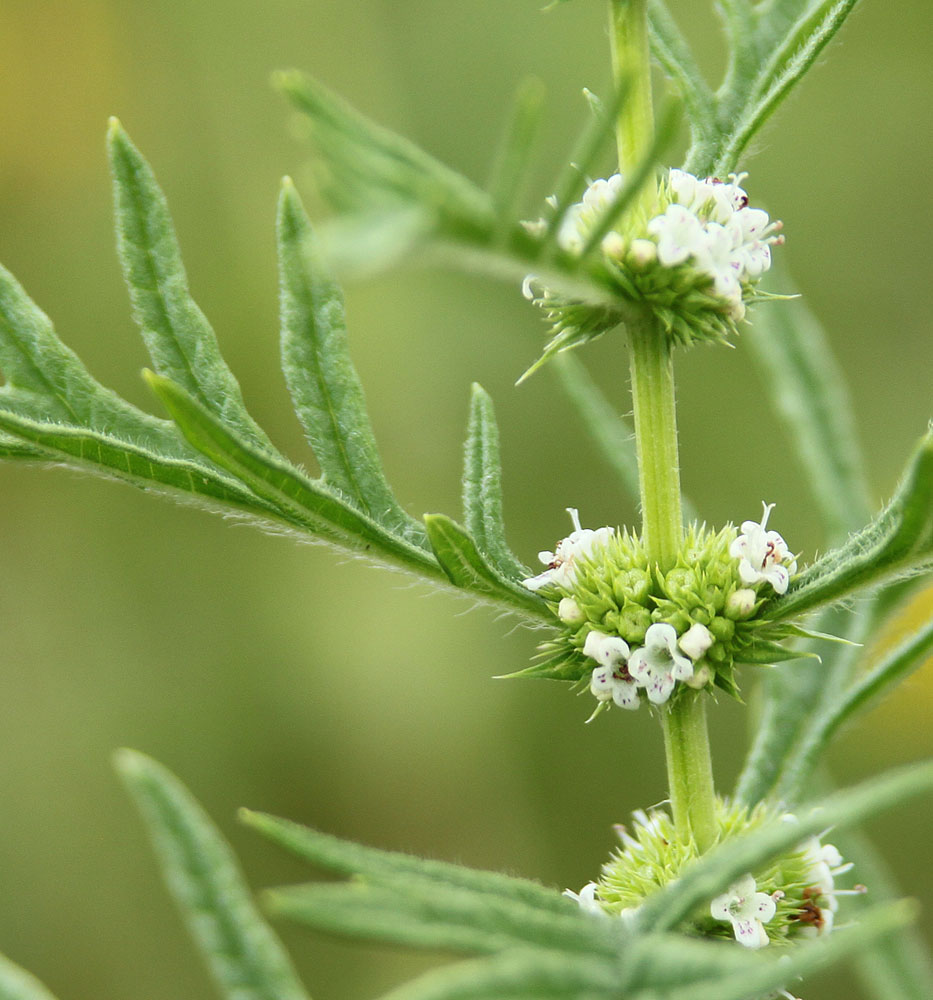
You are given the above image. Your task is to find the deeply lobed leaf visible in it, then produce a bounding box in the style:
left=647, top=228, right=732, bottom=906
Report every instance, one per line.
left=240, top=809, right=569, bottom=915
left=108, top=119, right=276, bottom=453
left=277, top=178, right=427, bottom=546
left=764, top=426, right=933, bottom=622
left=115, top=750, right=311, bottom=1000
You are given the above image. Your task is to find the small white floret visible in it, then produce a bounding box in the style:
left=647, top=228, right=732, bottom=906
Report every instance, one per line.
left=729, top=502, right=797, bottom=595
left=563, top=881, right=606, bottom=916
left=521, top=508, right=614, bottom=592
left=710, top=874, right=777, bottom=949
left=627, top=622, right=695, bottom=705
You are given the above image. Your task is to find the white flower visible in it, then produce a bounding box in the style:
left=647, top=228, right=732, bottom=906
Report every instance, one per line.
left=627, top=622, right=694, bottom=704
left=794, top=837, right=861, bottom=938
left=584, top=631, right=639, bottom=709
left=679, top=622, right=713, bottom=660
left=727, top=206, right=782, bottom=279
left=647, top=204, right=706, bottom=267
left=563, top=881, right=606, bottom=916
left=710, top=873, right=778, bottom=949
left=522, top=508, right=614, bottom=592
left=693, top=222, right=743, bottom=302
left=729, top=502, right=797, bottom=595
left=556, top=174, right=625, bottom=254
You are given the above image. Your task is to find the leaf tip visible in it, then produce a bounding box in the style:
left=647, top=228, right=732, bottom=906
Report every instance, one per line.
left=272, top=68, right=305, bottom=98
left=112, top=746, right=149, bottom=780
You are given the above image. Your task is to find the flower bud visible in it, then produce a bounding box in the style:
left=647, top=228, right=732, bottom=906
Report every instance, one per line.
left=679, top=622, right=714, bottom=660
left=725, top=588, right=757, bottom=620
left=558, top=597, right=585, bottom=625
left=627, top=239, right=657, bottom=269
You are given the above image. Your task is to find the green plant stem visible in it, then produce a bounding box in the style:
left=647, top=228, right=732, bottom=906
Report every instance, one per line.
left=611, top=1, right=718, bottom=852
left=661, top=693, right=718, bottom=853
left=627, top=315, right=682, bottom=568
left=608, top=0, right=655, bottom=220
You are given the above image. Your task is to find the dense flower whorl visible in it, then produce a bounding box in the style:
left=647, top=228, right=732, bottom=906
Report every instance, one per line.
left=520, top=505, right=800, bottom=716
left=565, top=801, right=860, bottom=954
left=521, top=167, right=784, bottom=364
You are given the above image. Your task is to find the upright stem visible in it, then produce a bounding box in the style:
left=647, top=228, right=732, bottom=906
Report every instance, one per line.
left=627, top=316, right=682, bottom=570
left=610, top=0, right=718, bottom=853
left=609, top=0, right=655, bottom=219
left=661, top=693, right=718, bottom=853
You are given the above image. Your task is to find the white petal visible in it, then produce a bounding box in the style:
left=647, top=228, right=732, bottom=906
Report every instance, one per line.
left=611, top=679, right=640, bottom=710
left=645, top=621, right=678, bottom=653
left=710, top=893, right=734, bottom=922
left=589, top=666, right=614, bottom=701
left=764, top=563, right=790, bottom=595
left=733, top=919, right=768, bottom=949
left=821, top=843, right=844, bottom=868
left=643, top=668, right=676, bottom=704
left=626, top=648, right=649, bottom=681
left=753, top=893, right=777, bottom=924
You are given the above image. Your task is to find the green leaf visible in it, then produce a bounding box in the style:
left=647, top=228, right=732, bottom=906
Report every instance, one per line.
left=617, top=931, right=758, bottom=992
left=763, top=426, right=933, bottom=622
left=274, top=71, right=493, bottom=238
left=276, top=178, right=426, bottom=546
left=0, top=407, right=280, bottom=516
left=541, top=84, right=629, bottom=250
left=638, top=758, right=933, bottom=933
left=239, top=809, right=570, bottom=915
left=746, top=273, right=871, bottom=543
left=773, top=615, right=933, bottom=802
left=735, top=603, right=868, bottom=806
left=265, top=873, right=612, bottom=958
left=708, top=0, right=861, bottom=175
left=462, top=384, right=528, bottom=580
left=373, top=949, right=620, bottom=1000
left=145, top=370, right=444, bottom=575
left=840, top=828, right=933, bottom=1000
left=114, top=750, right=311, bottom=1000
left=0, top=261, right=277, bottom=515
left=423, top=513, right=549, bottom=620
left=265, top=881, right=523, bottom=955
left=647, top=1, right=716, bottom=157
left=486, top=78, right=546, bottom=238
left=0, top=955, right=60, bottom=1000
left=107, top=119, right=275, bottom=453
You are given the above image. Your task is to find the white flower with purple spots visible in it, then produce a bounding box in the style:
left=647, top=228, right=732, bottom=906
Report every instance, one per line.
left=584, top=630, right=639, bottom=710
left=710, top=874, right=778, bottom=949
left=729, top=502, right=797, bottom=595
left=627, top=622, right=695, bottom=705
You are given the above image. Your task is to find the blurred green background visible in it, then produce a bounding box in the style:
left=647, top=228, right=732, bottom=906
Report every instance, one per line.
left=1, top=2, right=931, bottom=998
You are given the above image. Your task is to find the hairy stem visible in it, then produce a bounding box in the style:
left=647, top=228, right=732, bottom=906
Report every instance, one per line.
left=609, top=0, right=655, bottom=220
left=627, top=314, right=682, bottom=568
left=611, top=0, right=717, bottom=850
left=662, top=693, right=718, bottom=853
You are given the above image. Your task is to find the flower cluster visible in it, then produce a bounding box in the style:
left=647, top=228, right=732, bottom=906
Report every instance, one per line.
left=520, top=507, right=798, bottom=715
left=521, top=167, right=784, bottom=369
left=565, top=800, right=860, bottom=952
